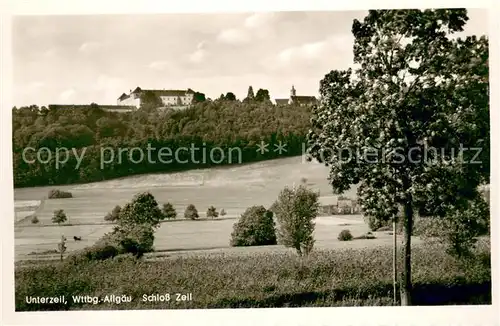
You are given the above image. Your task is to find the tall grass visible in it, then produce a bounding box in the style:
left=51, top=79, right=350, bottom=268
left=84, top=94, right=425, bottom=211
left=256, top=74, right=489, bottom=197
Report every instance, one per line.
left=15, top=240, right=490, bottom=310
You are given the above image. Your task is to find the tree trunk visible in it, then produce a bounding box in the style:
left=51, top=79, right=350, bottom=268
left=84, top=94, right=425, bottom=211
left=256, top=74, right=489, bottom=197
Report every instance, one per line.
left=400, top=200, right=413, bottom=306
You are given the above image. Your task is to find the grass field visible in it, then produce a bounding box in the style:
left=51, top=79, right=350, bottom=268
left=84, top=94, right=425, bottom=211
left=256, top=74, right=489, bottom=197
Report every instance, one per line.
left=15, top=156, right=370, bottom=261
left=15, top=239, right=491, bottom=310
left=13, top=155, right=491, bottom=310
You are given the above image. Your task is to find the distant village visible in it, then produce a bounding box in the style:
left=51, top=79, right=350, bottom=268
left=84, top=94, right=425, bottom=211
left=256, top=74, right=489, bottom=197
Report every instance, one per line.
left=47, top=85, right=318, bottom=113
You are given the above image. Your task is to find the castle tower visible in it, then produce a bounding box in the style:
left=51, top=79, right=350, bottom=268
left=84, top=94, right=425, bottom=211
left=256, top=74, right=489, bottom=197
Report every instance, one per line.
left=290, top=85, right=296, bottom=97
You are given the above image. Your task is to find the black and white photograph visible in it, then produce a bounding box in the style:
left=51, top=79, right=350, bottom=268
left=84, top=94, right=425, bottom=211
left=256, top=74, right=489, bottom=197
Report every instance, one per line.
left=1, top=1, right=498, bottom=325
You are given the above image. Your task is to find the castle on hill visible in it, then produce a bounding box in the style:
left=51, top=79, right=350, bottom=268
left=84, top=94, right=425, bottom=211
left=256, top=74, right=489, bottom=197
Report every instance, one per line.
left=117, top=87, right=196, bottom=108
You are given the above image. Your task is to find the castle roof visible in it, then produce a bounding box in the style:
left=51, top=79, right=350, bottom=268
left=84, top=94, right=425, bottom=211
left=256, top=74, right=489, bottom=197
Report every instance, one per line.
left=118, top=93, right=128, bottom=100
left=146, top=89, right=192, bottom=97
left=122, top=87, right=196, bottom=98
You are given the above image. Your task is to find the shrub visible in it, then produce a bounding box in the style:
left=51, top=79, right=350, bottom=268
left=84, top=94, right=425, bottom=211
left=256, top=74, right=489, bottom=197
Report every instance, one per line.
left=72, top=223, right=155, bottom=263
left=84, top=244, right=119, bottom=261
left=116, top=224, right=155, bottom=258
left=184, top=204, right=199, bottom=220
left=366, top=215, right=405, bottom=234
left=418, top=196, right=490, bottom=259
left=220, top=209, right=227, bottom=216
left=52, top=209, right=67, bottom=225
left=118, top=192, right=163, bottom=228
left=413, top=217, right=442, bottom=237
left=272, top=185, right=319, bottom=256
left=364, top=215, right=390, bottom=231
left=353, top=232, right=376, bottom=240
left=31, top=215, right=39, bottom=224
left=48, top=189, right=73, bottom=199
left=162, top=202, right=177, bottom=220
left=111, top=205, right=121, bottom=220
left=230, top=206, right=277, bottom=247
left=338, top=229, right=353, bottom=241
left=480, top=186, right=490, bottom=205
left=114, top=253, right=138, bottom=263
left=206, top=206, right=219, bottom=219
left=104, top=205, right=121, bottom=222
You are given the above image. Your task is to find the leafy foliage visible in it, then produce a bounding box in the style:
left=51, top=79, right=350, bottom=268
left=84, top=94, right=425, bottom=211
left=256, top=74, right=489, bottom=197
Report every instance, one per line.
left=104, top=205, right=121, bottom=222
left=271, top=185, right=319, bottom=256
left=117, top=192, right=163, bottom=228
left=57, top=236, right=67, bottom=261
left=140, top=91, right=163, bottom=108
left=31, top=215, right=39, bottom=224
left=16, top=241, right=491, bottom=310
left=220, top=208, right=227, bottom=216
left=80, top=244, right=120, bottom=262
left=365, top=215, right=388, bottom=231
left=162, top=202, right=177, bottom=220
left=78, top=192, right=160, bottom=261
left=255, top=88, right=271, bottom=103
left=48, top=189, right=72, bottom=199
left=206, top=206, right=219, bottom=219
left=113, top=224, right=155, bottom=258
left=306, top=9, right=489, bottom=304
left=230, top=206, right=277, bottom=247
left=417, top=195, right=489, bottom=258
left=13, top=101, right=310, bottom=188
left=338, top=229, right=353, bottom=241
left=184, top=204, right=199, bottom=220
left=74, top=223, right=155, bottom=262
left=193, top=92, right=206, bottom=103
left=224, top=92, right=237, bottom=101
left=244, top=86, right=255, bottom=102
left=52, top=209, right=67, bottom=225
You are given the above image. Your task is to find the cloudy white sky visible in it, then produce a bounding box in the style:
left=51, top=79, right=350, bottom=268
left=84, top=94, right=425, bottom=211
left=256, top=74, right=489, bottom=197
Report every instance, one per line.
left=13, top=9, right=488, bottom=107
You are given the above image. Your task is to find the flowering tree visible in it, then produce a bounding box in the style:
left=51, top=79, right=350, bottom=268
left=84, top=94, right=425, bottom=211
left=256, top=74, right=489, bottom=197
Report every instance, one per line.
left=307, top=9, right=489, bottom=305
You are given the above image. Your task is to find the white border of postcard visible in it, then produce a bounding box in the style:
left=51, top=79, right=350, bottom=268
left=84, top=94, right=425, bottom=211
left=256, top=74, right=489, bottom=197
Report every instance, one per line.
left=1, top=0, right=499, bottom=325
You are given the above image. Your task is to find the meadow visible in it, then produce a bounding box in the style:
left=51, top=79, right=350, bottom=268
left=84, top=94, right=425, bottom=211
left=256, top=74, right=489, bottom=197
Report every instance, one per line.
left=15, top=156, right=365, bottom=261
left=15, top=239, right=491, bottom=310
left=14, top=155, right=490, bottom=311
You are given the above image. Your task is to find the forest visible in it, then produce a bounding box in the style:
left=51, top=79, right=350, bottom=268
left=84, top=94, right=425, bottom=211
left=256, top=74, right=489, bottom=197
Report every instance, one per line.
left=12, top=99, right=311, bottom=187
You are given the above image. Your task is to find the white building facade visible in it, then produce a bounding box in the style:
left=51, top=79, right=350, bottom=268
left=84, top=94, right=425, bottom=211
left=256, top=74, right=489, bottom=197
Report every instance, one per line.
left=117, top=87, right=196, bottom=108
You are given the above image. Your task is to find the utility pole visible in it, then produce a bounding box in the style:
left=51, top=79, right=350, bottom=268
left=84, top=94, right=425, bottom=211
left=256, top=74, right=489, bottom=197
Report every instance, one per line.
left=393, top=216, right=397, bottom=305
left=392, top=164, right=398, bottom=305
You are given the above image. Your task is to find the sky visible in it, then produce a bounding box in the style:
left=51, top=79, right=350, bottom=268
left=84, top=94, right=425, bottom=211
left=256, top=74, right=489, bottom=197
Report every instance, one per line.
left=12, top=9, right=488, bottom=107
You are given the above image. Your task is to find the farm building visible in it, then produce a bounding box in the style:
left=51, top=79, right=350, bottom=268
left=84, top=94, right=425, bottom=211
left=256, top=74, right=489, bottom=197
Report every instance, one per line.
left=318, top=196, right=360, bottom=215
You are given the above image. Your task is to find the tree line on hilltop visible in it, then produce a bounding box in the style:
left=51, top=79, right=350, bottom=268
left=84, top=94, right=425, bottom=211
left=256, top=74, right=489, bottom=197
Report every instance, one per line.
left=12, top=97, right=310, bottom=187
